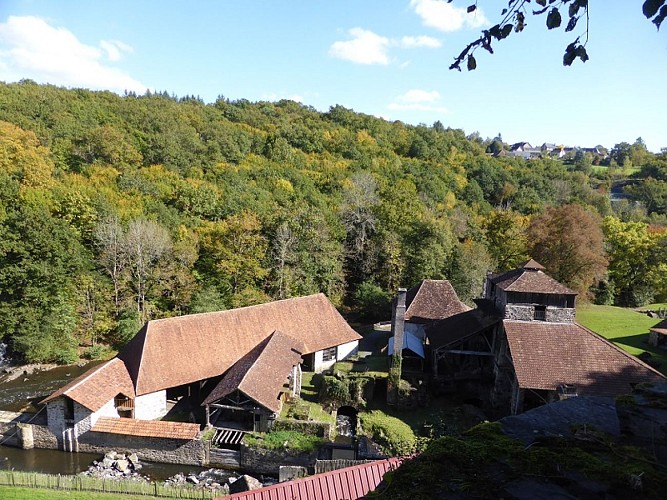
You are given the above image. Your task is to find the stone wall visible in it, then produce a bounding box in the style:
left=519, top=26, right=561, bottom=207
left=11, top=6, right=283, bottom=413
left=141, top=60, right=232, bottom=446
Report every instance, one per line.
left=504, top=305, right=575, bottom=323
left=135, top=390, right=167, bottom=420
left=78, top=431, right=207, bottom=466
left=30, top=423, right=59, bottom=449
left=239, top=445, right=318, bottom=475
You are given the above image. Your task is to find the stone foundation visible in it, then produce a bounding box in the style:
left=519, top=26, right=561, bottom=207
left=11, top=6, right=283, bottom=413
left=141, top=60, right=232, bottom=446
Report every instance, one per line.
left=239, top=445, right=317, bottom=475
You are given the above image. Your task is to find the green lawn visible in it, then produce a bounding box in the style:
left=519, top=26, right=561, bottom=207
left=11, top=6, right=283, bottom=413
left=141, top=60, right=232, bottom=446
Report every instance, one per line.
left=0, top=486, right=158, bottom=499
left=576, top=303, right=667, bottom=374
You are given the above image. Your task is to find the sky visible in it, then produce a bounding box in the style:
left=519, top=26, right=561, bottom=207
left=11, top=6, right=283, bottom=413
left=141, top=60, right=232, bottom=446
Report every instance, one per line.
left=0, top=1, right=666, bottom=152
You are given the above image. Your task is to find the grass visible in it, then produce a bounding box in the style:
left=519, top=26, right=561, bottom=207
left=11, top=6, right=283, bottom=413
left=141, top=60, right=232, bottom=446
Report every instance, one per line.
left=243, top=430, right=324, bottom=452
left=0, top=486, right=159, bottom=499
left=576, top=303, right=667, bottom=374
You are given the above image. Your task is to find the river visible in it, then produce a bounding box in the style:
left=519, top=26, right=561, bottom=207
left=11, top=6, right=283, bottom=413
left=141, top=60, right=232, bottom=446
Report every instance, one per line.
left=0, top=361, right=219, bottom=481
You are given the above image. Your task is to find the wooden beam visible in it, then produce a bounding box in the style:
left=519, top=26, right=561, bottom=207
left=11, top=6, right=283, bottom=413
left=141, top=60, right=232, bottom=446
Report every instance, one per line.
left=439, top=349, right=494, bottom=356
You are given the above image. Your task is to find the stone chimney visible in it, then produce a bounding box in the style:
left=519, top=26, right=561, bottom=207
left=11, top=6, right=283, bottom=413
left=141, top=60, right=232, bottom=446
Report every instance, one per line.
left=388, top=288, right=407, bottom=405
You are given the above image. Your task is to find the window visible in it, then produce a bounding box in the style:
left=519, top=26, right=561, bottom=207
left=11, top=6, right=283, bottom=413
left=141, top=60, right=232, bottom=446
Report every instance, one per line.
left=534, top=305, right=546, bottom=321
left=322, top=346, right=337, bottom=362
left=64, top=398, right=74, bottom=421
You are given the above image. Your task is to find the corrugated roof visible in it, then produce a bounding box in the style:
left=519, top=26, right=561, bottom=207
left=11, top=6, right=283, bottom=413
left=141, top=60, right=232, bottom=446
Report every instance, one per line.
left=118, top=294, right=361, bottom=396
left=388, top=331, right=425, bottom=358
left=222, top=458, right=400, bottom=500
left=489, top=265, right=576, bottom=295
left=202, top=331, right=305, bottom=413
left=404, top=279, right=470, bottom=323
left=41, top=358, right=135, bottom=412
left=504, top=320, right=666, bottom=395
left=91, top=416, right=200, bottom=440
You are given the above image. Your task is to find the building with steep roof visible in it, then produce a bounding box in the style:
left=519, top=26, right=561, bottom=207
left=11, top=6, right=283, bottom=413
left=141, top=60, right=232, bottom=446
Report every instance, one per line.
left=43, top=294, right=361, bottom=449
left=485, top=260, right=665, bottom=414
left=397, top=260, right=665, bottom=415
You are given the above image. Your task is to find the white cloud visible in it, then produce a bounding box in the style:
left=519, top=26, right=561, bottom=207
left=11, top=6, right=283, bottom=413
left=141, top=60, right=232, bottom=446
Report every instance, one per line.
left=388, top=89, right=449, bottom=113
left=399, top=35, right=442, bottom=49
left=329, top=28, right=391, bottom=65
left=410, top=0, right=489, bottom=32
left=329, top=28, right=442, bottom=66
left=0, top=16, right=146, bottom=93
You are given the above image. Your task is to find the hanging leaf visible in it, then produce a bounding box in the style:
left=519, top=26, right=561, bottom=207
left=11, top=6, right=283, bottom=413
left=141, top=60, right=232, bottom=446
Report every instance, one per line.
left=569, top=3, right=580, bottom=18
left=536, top=0, right=547, bottom=6
left=467, top=54, right=477, bottom=71
left=654, top=5, right=667, bottom=29
left=575, top=45, right=589, bottom=62
left=565, top=16, right=578, bottom=32
left=546, top=8, right=562, bottom=29
left=467, top=5, right=477, bottom=14
left=643, top=0, right=665, bottom=19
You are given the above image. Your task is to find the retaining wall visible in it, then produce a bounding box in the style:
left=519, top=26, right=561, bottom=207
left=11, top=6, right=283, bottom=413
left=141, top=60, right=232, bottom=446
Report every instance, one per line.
left=239, top=445, right=318, bottom=475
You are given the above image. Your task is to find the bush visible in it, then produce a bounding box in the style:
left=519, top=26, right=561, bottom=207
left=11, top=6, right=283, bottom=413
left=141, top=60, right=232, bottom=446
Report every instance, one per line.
left=353, top=281, right=391, bottom=320
left=359, top=410, right=416, bottom=456
left=83, top=344, right=111, bottom=360
left=319, top=376, right=350, bottom=406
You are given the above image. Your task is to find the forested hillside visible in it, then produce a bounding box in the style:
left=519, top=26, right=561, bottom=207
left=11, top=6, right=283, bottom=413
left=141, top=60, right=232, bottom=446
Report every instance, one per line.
left=1, top=80, right=666, bottom=363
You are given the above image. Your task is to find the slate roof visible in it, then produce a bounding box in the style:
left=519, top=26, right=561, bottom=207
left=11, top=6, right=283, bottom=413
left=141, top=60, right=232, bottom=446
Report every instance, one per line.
left=425, top=307, right=501, bottom=350
left=202, top=331, right=305, bottom=413
left=504, top=320, right=666, bottom=395
left=41, top=358, right=135, bottom=412
left=404, top=279, right=470, bottom=323
left=224, top=458, right=400, bottom=500
left=489, top=260, right=575, bottom=295
left=117, top=293, right=361, bottom=396
left=91, top=417, right=200, bottom=440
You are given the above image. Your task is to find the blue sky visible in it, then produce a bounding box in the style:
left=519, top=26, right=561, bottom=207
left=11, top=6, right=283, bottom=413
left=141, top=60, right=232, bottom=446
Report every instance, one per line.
left=1, top=1, right=666, bottom=152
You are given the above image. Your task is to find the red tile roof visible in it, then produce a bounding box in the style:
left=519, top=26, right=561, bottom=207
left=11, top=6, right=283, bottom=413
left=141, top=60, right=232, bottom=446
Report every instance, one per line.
left=118, top=294, right=361, bottom=396
left=404, top=279, right=470, bottom=323
left=504, top=320, right=666, bottom=395
left=490, top=266, right=575, bottom=295
left=91, top=417, right=200, bottom=440
left=202, top=331, right=305, bottom=413
left=221, top=458, right=400, bottom=500
left=41, top=358, right=135, bottom=412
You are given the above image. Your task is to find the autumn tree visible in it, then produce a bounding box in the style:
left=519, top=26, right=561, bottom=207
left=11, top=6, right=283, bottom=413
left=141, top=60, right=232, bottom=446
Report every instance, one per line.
left=527, top=204, right=607, bottom=295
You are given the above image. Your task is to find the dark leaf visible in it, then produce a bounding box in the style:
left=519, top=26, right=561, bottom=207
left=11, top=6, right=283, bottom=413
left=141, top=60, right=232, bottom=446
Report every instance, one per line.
left=576, top=45, right=589, bottom=62
left=533, top=6, right=550, bottom=15
left=467, top=5, right=476, bottom=13
left=576, top=0, right=588, bottom=8
left=546, top=8, right=562, bottom=29
left=643, top=0, right=665, bottom=19
left=467, top=54, right=477, bottom=71
left=565, top=16, right=578, bottom=32
left=501, top=24, right=514, bottom=39
left=563, top=48, right=576, bottom=66
left=536, top=0, right=547, bottom=6
left=569, top=3, right=580, bottom=18
left=501, top=8, right=508, bottom=15
left=654, top=5, right=667, bottom=29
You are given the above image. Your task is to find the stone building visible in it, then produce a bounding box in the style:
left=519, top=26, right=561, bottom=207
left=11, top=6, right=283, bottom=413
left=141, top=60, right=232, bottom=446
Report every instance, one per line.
left=398, top=260, right=666, bottom=416
left=43, top=293, right=361, bottom=450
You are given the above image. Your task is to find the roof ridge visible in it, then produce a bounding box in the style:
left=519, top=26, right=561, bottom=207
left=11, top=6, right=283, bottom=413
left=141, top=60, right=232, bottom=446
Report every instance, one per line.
left=148, top=293, right=326, bottom=325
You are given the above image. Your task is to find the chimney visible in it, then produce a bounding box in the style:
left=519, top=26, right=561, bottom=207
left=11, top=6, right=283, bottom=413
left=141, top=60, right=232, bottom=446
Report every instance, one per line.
left=392, top=288, right=407, bottom=352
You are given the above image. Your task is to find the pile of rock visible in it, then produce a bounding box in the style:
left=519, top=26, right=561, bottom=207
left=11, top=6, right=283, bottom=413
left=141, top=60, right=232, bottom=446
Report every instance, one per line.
left=82, top=451, right=148, bottom=481
left=164, top=469, right=269, bottom=495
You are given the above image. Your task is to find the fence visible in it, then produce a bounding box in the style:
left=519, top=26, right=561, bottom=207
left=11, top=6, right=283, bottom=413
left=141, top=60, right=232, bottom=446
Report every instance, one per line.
left=0, top=470, right=216, bottom=498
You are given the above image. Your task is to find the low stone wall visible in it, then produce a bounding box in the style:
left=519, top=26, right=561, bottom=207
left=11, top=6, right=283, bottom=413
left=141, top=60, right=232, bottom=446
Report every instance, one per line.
left=209, top=448, right=241, bottom=469
left=31, top=424, right=59, bottom=450
left=239, top=445, right=318, bottom=475
left=78, top=432, right=208, bottom=466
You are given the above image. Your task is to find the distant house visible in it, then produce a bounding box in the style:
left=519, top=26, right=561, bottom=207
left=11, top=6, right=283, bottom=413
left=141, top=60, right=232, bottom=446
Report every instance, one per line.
left=507, top=141, right=542, bottom=160
left=43, top=294, right=361, bottom=449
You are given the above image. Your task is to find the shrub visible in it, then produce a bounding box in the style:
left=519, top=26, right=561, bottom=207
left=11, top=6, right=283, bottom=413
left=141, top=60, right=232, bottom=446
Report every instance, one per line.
left=83, top=344, right=111, bottom=360
left=319, top=376, right=350, bottom=406
left=359, top=410, right=416, bottom=456
left=244, top=430, right=324, bottom=452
